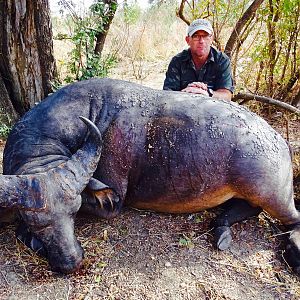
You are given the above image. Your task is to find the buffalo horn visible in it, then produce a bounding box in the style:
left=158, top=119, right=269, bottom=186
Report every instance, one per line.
left=0, top=117, right=102, bottom=210
left=0, top=174, right=48, bottom=210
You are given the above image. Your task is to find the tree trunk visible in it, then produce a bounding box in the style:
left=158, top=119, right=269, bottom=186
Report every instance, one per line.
left=278, top=68, right=300, bottom=103
left=224, top=0, right=264, bottom=58
left=292, top=87, right=300, bottom=108
left=266, top=0, right=280, bottom=96
left=0, top=0, right=57, bottom=119
left=0, top=74, right=19, bottom=123
left=94, top=0, right=118, bottom=55
left=176, top=0, right=191, bottom=26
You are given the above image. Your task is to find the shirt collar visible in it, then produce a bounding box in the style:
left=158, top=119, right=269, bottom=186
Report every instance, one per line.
left=186, top=48, right=214, bottom=71
left=207, top=49, right=214, bottom=62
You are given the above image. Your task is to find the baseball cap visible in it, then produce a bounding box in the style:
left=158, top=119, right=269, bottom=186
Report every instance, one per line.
left=187, top=19, right=213, bottom=36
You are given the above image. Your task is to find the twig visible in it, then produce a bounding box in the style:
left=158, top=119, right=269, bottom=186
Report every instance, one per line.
left=281, top=250, right=293, bottom=272
left=0, top=271, right=9, bottom=286
left=270, top=231, right=292, bottom=238
left=283, top=114, right=290, bottom=141
left=193, top=227, right=214, bottom=241
left=66, top=280, right=71, bottom=300
left=207, top=258, right=248, bottom=270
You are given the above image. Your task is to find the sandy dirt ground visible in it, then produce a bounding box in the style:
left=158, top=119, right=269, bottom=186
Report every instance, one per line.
left=0, top=74, right=300, bottom=300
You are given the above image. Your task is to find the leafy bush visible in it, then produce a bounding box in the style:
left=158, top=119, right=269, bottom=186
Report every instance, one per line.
left=0, top=124, right=11, bottom=139
left=0, top=108, right=12, bottom=139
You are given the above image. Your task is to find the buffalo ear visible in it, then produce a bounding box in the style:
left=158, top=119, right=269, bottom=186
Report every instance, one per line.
left=52, top=116, right=103, bottom=196
left=0, top=174, right=47, bottom=211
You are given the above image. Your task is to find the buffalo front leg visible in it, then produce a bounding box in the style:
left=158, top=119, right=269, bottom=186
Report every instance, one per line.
left=80, top=178, right=123, bottom=219
left=212, top=199, right=262, bottom=250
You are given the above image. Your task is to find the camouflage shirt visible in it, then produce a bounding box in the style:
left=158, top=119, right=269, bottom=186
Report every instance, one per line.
left=163, top=47, right=234, bottom=93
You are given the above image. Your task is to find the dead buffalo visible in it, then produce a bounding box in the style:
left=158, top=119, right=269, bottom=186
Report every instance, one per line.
left=0, top=78, right=299, bottom=274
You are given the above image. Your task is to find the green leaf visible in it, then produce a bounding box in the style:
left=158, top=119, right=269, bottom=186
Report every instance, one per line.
left=94, top=274, right=102, bottom=283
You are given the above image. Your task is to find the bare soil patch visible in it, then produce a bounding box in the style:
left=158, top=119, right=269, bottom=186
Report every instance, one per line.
left=0, top=91, right=299, bottom=300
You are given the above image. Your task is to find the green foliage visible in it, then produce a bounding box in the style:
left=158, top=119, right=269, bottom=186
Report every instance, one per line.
left=81, top=53, right=116, bottom=81
left=191, top=0, right=245, bottom=27
left=0, top=124, right=11, bottom=139
left=90, top=1, right=117, bottom=32
left=56, top=0, right=117, bottom=82
left=242, top=0, right=300, bottom=96
left=178, top=232, right=195, bottom=249
left=0, top=108, right=12, bottom=139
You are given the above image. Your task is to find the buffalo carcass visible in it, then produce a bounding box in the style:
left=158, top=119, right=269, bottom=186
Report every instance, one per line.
left=1, top=78, right=299, bottom=274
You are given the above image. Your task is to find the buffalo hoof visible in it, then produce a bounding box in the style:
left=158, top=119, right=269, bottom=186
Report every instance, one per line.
left=81, top=188, right=122, bottom=219
left=16, top=222, right=48, bottom=258
left=214, top=226, right=232, bottom=251
left=283, top=240, right=300, bottom=275
left=282, top=225, right=300, bottom=275
left=283, top=243, right=300, bottom=275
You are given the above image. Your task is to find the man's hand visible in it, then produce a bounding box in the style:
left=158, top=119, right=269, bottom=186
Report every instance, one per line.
left=181, top=82, right=209, bottom=95
left=181, top=86, right=209, bottom=95
left=187, top=82, right=208, bottom=90
left=181, top=82, right=232, bottom=101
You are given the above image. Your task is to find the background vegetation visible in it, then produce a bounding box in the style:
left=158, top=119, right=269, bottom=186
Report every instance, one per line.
left=51, top=0, right=300, bottom=106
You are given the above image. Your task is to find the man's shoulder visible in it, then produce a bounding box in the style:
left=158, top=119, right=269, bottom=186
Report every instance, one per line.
left=171, top=49, right=191, bottom=62
left=211, top=47, right=230, bottom=63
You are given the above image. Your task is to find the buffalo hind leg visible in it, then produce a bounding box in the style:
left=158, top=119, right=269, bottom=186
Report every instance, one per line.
left=213, top=198, right=262, bottom=250
left=16, top=221, right=48, bottom=258
left=260, top=199, right=300, bottom=274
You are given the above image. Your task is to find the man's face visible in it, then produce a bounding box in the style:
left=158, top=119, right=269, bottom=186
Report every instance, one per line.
left=186, top=30, right=213, bottom=58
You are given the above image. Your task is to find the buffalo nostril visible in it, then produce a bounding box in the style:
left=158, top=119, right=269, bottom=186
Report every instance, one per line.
left=49, top=244, right=84, bottom=274
left=50, top=256, right=84, bottom=274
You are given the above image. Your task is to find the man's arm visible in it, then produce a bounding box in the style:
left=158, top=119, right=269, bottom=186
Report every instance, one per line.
left=213, top=54, right=234, bottom=97
left=209, top=88, right=232, bottom=101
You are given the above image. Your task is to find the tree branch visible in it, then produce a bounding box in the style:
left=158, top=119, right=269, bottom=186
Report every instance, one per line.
left=176, top=0, right=191, bottom=25
left=233, top=92, right=300, bottom=115
left=224, top=0, right=264, bottom=58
